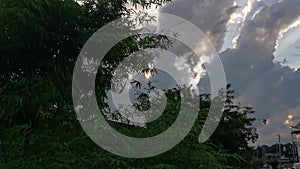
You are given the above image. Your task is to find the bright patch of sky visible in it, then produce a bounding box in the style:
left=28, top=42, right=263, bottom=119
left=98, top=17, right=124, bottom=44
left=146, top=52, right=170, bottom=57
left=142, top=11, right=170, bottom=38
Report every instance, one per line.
left=274, top=20, right=300, bottom=69
left=221, top=0, right=257, bottom=52
left=263, top=0, right=283, bottom=6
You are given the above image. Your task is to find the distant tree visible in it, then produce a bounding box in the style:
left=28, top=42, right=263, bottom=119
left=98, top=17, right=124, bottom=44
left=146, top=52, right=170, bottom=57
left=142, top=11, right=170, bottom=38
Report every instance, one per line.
left=249, top=157, right=261, bottom=169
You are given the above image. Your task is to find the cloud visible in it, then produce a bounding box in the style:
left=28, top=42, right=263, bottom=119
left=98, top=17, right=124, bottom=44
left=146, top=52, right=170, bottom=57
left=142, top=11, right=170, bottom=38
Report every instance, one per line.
left=218, top=0, right=300, bottom=145
left=222, top=0, right=267, bottom=50
left=161, top=0, right=237, bottom=51
left=214, top=0, right=300, bottom=91
left=158, top=0, right=300, bottom=145
left=159, top=0, right=237, bottom=93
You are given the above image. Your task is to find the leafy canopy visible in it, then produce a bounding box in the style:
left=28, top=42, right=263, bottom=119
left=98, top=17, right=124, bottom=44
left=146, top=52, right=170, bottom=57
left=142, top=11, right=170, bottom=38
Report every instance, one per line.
left=0, top=0, right=257, bottom=168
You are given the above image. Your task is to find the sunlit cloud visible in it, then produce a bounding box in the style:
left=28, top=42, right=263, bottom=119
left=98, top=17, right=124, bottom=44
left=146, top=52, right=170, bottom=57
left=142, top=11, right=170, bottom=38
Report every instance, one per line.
left=275, top=18, right=300, bottom=50
left=221, top=0, right=259, bottom=51
left=160, top=0, right=300, bottom=146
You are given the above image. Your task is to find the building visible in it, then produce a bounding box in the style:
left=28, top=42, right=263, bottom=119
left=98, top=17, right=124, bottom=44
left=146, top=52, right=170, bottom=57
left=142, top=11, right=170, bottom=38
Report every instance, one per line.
left=291, top=122, right=300, bottom=162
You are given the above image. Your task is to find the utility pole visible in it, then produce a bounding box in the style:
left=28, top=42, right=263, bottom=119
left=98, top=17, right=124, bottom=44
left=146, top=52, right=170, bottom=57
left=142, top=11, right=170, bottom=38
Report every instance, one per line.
left=291, top=131, right=296, bottom=163
left=278, top=134, right=281, bottom=169
left=284, top=115, right=297, bottom=163
left=262, top=146, right=266, bottom=167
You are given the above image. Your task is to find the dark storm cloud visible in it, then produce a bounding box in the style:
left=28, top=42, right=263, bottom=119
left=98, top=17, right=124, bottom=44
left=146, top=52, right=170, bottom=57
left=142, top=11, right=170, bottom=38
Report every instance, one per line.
left=161, top=0, right=237, bottom=51
left=219, top=0, right=300, bottom=144
left=219, top=0, right=300, bottom=111
left=159, top=0, right=238, bottom=89
left=162, top=0, right=300, bottom=145
left=237, top=0, right=300, bottom=57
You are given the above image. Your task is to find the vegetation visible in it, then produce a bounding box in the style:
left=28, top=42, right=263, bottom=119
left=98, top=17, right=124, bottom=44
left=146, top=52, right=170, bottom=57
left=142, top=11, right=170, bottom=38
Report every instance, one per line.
left=0, top=0, right=258, bottom=168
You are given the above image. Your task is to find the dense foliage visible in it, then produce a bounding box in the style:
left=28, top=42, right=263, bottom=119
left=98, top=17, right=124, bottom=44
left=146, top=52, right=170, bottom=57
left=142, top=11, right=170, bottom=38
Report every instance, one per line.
left=0, top=0, right=257, bottom=168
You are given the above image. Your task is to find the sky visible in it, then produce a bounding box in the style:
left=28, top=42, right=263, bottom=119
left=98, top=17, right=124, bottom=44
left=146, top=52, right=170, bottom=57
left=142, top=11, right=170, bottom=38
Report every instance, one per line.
left=157, top=0, right=300, bottom=146
left=107, top=0, right=300, bottom=146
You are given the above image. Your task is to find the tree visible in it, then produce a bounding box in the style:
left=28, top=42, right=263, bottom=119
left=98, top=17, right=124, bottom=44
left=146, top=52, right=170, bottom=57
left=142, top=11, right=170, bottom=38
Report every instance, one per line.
left=0, top=0, right=170, bottom=167
left=208, top=84, right=258, bottom=167
left=0, top=0, right=258, bottom=168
